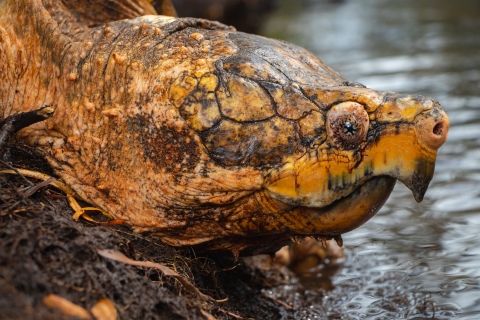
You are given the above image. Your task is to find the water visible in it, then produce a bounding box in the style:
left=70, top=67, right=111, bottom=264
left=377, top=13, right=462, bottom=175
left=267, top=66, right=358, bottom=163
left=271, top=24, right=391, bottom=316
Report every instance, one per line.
left=260, top=0, right=480, bottom=318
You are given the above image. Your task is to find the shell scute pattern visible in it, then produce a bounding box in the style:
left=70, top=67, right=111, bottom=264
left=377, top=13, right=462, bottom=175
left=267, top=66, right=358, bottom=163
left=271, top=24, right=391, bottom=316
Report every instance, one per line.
left=216, top=73, right=275, bottom=122
left=221, top=52, right=289, bottom=85
left=201, top=117, right=297, bottom=167
left=228, top=32, right=345, bottom=86
left=263, top=83, right=319, bottom=120
left=168, top=72, right=198, bottom=108
left=180, top=91, right=221, bottom=131
left=168, top=29, right=350, bottom=168
left=179, top=73, right=221, bottom=131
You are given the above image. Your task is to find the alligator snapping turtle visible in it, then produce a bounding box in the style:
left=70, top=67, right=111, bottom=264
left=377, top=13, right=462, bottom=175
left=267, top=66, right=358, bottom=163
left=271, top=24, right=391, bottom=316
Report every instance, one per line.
left=0, top=0, right=449, bottom=255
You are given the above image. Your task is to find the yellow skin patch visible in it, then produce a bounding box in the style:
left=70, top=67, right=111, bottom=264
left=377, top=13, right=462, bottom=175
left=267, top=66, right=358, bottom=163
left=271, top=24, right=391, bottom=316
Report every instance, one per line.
left=266, top=128, right=435, bottom=207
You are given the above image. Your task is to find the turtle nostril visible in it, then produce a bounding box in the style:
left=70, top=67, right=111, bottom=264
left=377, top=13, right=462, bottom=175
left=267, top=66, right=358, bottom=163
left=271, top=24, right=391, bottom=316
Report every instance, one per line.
left=415, top=109, right=449, bottom=150
left=428, top=118, right=449, bottom=148
left=433, top=122, right=444, bottom=136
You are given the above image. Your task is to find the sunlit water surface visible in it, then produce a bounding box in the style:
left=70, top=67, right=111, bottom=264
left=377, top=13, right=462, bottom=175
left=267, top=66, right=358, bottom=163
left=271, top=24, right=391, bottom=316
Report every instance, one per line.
left=260, top=0, right=480, bottom=318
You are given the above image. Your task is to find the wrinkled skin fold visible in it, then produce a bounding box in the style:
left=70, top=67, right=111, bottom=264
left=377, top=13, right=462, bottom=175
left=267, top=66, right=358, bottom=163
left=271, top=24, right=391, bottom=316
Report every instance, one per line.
left=0, top=0, right=449, bottom=255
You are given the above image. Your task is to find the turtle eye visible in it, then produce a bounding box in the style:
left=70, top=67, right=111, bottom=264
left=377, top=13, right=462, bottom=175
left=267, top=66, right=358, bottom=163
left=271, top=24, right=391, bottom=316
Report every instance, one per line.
left=327, top=102, right=369, bottom=149
left=339, top=117, right=362, bottom=142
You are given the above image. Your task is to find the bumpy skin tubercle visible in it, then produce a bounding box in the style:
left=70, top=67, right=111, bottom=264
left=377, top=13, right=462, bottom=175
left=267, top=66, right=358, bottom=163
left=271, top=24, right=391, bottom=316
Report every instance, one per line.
left=0, top=0, right=449, bottom=255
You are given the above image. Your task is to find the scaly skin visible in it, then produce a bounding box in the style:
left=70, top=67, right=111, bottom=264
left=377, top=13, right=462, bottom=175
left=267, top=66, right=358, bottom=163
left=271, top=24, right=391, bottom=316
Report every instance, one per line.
left=0, top=0, right=449, bottom=255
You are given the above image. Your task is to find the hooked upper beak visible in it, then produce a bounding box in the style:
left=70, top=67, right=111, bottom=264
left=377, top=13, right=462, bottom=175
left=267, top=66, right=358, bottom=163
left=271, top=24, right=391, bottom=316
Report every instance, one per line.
left=402, top=105, right=449, bottom=202
left=401, top=158, right=435, bottom=202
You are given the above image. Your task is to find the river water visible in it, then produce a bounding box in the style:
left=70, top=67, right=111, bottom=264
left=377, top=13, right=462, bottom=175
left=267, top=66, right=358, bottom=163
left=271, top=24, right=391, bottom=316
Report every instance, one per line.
left=260, top=0, right=480, bottom=319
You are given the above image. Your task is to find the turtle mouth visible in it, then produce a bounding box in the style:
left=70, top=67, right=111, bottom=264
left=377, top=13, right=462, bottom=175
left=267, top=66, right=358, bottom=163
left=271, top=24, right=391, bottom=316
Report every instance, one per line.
left=307, top=175, right=397, bottom=234
left=276, top=175, right=397, bottom=236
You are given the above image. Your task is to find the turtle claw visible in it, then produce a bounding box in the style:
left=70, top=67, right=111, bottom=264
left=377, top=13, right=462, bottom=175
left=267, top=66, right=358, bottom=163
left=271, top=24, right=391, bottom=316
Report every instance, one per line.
left=68, top=196, right=124, bottom=226
left=68, top=195, right=115, bottom=221
left=333, top=235, right=343, bottom=248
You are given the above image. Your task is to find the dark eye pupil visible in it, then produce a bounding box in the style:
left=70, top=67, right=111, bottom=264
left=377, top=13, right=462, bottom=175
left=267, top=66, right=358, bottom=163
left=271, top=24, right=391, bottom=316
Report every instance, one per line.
left=342, top=121, right=357, bottom=136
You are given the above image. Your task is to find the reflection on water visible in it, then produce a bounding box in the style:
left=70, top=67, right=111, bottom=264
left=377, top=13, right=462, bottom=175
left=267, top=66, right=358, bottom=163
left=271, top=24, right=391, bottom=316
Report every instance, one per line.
left=261, top=0, right=480, bottom=318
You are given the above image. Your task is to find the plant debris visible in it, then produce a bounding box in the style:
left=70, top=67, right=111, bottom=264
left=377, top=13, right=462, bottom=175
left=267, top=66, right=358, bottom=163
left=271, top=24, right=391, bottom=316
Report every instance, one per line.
left=42, top=294, right=93, bottom=320
left=97, top=249, right=215, bottom=302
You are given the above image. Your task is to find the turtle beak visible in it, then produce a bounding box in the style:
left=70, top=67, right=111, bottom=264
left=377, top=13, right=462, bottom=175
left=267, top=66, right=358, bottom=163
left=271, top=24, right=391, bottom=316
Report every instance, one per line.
left=400, top=158, right=435, bottom=202
left=376, top=98, right=449, bottom=202
left=410, top=104, right=449, bottom=201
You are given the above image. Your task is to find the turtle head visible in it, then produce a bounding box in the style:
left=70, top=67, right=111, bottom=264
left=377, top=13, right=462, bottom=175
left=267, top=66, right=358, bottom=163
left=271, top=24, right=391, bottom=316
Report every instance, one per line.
left=165, top=31, right=449, bottom=250
left=193, top=32, right=450, bottom=238
left=264, top=85, right=449, bottom=233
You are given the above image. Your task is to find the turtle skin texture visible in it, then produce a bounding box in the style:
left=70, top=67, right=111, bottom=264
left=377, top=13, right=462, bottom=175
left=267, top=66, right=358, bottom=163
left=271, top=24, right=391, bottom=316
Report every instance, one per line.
left=0, top=0, right=449, bottom=255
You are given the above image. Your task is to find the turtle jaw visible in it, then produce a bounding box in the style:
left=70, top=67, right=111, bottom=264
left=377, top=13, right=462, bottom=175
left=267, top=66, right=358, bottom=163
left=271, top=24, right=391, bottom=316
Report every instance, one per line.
left=265, top=101, right=449, bottom=208
left=264, top=127, right=439, bottom=209
left=253, top=176, right=396, bottom=238
left=292, top=176, right=397, bottom=235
